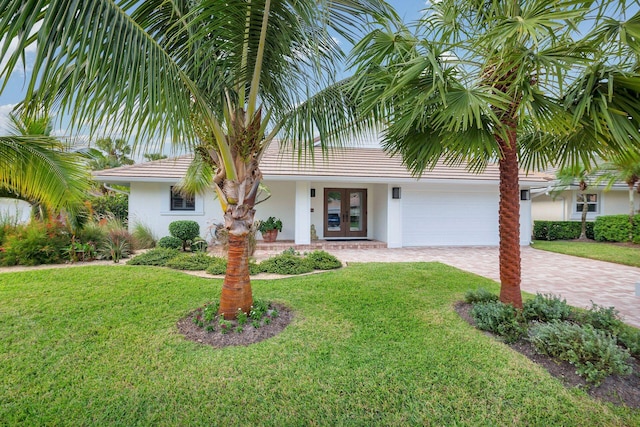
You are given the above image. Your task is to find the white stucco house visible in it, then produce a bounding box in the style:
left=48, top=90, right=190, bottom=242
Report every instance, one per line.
left=531, top=182, right=638, bottom=222
left=93, top=143, right=550, bottom=248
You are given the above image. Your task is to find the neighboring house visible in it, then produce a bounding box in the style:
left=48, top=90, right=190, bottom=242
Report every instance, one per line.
left=0, top=198, right=31, bottom=224
left=93, top=143, right=550, bottom=248
left=531, top=182, right=637, bottom=222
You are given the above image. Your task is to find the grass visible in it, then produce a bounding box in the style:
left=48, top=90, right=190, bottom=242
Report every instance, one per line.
left=532, top=240, right=640, bottom=268
left=0, top=263, right=638, bottom=425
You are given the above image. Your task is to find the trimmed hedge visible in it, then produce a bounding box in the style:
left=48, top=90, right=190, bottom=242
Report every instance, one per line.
left=533, top=221, right=594, bottom=240
left=593, top=214, right=640, bottom=243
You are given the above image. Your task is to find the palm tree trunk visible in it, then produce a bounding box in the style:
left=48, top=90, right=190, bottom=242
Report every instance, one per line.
left=628, top=184, right=635, bottom=242
left=219, top=232, right=253, bottom=319
left=497, top=128, right=523, bottom=308
left=580, top=191, right=588, bottom=240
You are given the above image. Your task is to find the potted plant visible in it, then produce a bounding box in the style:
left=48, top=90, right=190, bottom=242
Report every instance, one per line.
left=257, top=216, right=283, bottom=242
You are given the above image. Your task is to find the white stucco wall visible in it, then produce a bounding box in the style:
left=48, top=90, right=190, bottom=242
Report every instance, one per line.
left=0, top=198, right=31, bottom=224
left=531, top=189, right=637, bottom=223
left=255, top=180, right=296, bottom=241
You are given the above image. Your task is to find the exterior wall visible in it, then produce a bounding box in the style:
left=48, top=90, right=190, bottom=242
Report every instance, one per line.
left=255, top=180, right=296, bottom=241
left=371, top=184, right=390, bottom=244
left=0, top=198, right=31, bottom=224
left=602, top=190, right=637, bottom=216
left=531, top=189, right=637, bottom=223
left=129, top=182, right=221, bottom=241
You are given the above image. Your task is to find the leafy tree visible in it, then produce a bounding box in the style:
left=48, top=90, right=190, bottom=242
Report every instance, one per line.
left=0, top=1, right=393, bottom=318
left=87, top=137, right=135, bottom=170
left=0, top=111, right=91, bottom=224
left=350, top=0, right=640, bottom=307
left=143, top=153, right=167, bottom=162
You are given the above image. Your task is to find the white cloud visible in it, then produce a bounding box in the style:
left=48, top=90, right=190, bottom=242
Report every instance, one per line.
left=0, top=22, right=41, bottom=77
left=0, top=104, right=16, bottom=135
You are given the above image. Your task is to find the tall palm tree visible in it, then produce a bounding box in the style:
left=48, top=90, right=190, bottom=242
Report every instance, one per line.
left=0, top=112, right=91, bottom=221
left=0, top=1, right=393, bottom=318
left=349, top=0, right=640, bottom=308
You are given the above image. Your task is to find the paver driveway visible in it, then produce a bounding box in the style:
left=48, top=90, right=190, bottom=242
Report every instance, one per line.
left=310, top=246, right=640, bottom=328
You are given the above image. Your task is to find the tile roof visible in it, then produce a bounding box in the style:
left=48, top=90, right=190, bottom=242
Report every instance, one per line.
left=93, top=143, right=552, bottom=184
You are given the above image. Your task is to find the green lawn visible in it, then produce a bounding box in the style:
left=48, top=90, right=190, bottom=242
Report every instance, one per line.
left=0, top=264, right=638, bottom=426
left=532, top=240, right=640, bottom=268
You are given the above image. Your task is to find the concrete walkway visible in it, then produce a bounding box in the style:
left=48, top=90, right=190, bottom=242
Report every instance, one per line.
left=281, top=246, right=640, bottom=329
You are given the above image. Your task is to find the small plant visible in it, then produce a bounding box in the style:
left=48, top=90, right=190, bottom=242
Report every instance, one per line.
left=127, top=247, right=180, bottom=266
left=165, top=252, right=215, bottom=270
left=218, top=318, right=233, bottom=334
left=257, top=216, right=282, bottom=233
left=528, top=321, right=633, bottom=385
left=464, top=288, right=499, bottom=304
left=100, top=228, right=131, bottom=263
left=131, top=222, right=156, bottom=249
left=259, top=253, right=314, bottom=275
left=236, top=308, right=248, bottom=326
left=306, top=250, right=342, bottom=270
left=617, top=327, right=640, bottom=358
left=576, top=303, right=624, bottom=335
left=470, top=301, right=526, bottom=343
left=522, top=293, right=572, bottom=323
left=168, top=220, right=200, bottom=250
left=190, top=237, right=208, bottom=252
left=157, top=235, right=182, bottom=250
left=281, top=247, right=300, bottom=256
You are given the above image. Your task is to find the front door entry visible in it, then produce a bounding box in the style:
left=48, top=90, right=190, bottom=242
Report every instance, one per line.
left=324, top=188, right=367, bottom=238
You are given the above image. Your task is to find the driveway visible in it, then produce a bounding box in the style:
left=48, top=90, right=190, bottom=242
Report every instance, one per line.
left=314, top=246, right=640, bottom=328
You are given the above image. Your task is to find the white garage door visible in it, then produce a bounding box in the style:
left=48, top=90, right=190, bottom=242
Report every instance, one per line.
left=401, top=189, right=499, bottom=246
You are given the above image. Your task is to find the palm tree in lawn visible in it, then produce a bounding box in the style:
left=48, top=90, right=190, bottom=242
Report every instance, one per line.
left=0, top=1, right=393, bottom=318
left=349, top=0, right=640, bottom=307
left=596, top=152, right=640, bottom=240
left=0, top=112, right=91, bottom=222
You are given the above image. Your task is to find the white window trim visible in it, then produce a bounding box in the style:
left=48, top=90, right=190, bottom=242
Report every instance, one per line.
left=160, top=185, right=205, bottom=216
left=570, top=191, right=600, bottom=220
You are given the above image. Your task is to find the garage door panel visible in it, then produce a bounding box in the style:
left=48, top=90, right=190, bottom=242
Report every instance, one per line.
left=402, top=190, right=499, bottom=246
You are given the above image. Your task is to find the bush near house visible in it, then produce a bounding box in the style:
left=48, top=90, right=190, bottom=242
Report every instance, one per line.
left=168, top=220, right=200, bottom=251
left=89, top=193, right=128, bottom=225
left=0, top=221, right=71, bottom=266
left=533, top=221, right=594, bottom=240
left=593, top=214, right=640, bottom=243
left=157, top=236, right=183, bottom=250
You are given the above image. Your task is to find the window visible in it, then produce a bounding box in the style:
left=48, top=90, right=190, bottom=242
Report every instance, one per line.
left=575, top=193, right=598, bottom=213
left=170, top=186, right=195, bottom=211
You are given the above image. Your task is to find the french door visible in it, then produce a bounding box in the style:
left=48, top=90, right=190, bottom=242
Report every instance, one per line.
left=324, top=188, right=367, bottom=238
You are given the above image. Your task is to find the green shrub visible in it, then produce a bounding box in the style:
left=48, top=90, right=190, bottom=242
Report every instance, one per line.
left=617, top=327, right=640, bottom=359
left=190, top=237, right=208, bottom=253
left=522, top=293, right=572, bottom=323
left=576, top=303, right=624, bottom=336
left=593, top=215, right=640, bottom=242
left=100, top=228, right=132, bottom=262
left=259, top=253, right=314, bottom=275
left=305, top=250, right=341, bottom=270
left=76, top=221, right=107, bottom=247
left=131, top=222, right=156, bottom=249
left=166, top=252, right=215, bottom=270
left=464, top=288, right=499, bottom=304
left=528, top=321, right=632, bottom=384
left=89, top=193, right=128, bottom=225
left=205, top=257, right=228, bottom=275
left=249, top=260, right=263, bottom=275
left=127, top=247, right=180, bottom=266
left=168, top=220, right=200, bottom=250
left=470, top=301, right=526, bottom=343
left=157, top=236, right=182, bottom=249
left=532, top=221, right=594, bottom=241
left=1, top=221, right=71, bottom=266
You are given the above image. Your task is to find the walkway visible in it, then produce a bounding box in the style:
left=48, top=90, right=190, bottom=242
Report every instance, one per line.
left=257, top=245, right=640, bottom=328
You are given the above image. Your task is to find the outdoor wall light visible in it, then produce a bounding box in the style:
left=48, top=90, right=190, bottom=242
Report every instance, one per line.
left=310, top=188, right=316, bottom=198
left=520, top=189, right=530, bottom=201
left=392, top=187, right=401, bottom=199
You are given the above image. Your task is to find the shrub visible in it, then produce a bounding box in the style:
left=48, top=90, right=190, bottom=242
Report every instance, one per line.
left=532, top=221, right=594, bottom=241
left=575, top=303, right=624, bottom=336
left=76, top=221, right=107, bottom=248
left=1, top=221, right=71, bottom=266
left=470, top=301, right=526, bottom=343
left=464, top=288, right=499, bottom=304
left=100, top=228, right=132, bottom=262
left=259, top=253, right=314, bottom=275
left=593, top=215, right=640, bottom=242
left=127, top=247, right=180, bottom=266
left=205, top=257, right=228, bottom=275
left=157, top=236, right=182, bottom=250
left=165, top=252, right=215, bottom=270
left=528, top=321, right=632, bottom=384
left=89, top=193, right=128, bottom=225
left=305, top=250, right=342, bottom=270
left=168, top=220, right=200, bottom=250
left=131, top=222, right=156, bottom=249
left=249, top=260, right=263, bottom=275
left=617, top=327, right=640, bottom=359
left=190, top=237, right=208, bottom=253
left=522, top=293, right=572, bottom=323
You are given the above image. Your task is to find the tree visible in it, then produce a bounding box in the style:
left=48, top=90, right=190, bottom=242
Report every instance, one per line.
left=554, top=163, right=595, bottom=240
left=0, top=1, right=393, bottom=318
left=350, top=0, right=640, bottom=308
left=144, top=153, right=168, bottom=162
left=87, top=137, right=135, bottom=170
left=0, top=112, right=91, bottom=222
left=596, top=152, right=640, bottom=240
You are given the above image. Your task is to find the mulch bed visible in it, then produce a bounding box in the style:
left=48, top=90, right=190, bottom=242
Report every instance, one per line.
left=454, top=301, right=640, bottom=409
left=177, top=303, right=293, bottom=348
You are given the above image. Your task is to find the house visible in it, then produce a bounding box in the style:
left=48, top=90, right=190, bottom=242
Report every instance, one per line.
left=531, top=181, right=638, bottom=222
left=93, top=143, right=551, bottom=248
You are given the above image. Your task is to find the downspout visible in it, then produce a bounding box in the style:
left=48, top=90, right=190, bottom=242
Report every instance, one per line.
left=102, top=184, right=130, bottom=195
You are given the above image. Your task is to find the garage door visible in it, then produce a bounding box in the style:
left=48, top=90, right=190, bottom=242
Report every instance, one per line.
left=401, top=189, right=499, bottom=246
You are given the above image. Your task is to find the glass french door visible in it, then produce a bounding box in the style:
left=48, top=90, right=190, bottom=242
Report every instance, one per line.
left=324, top=188, right=367, bottom=238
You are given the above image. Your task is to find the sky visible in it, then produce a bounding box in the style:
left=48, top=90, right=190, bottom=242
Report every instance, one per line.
left=0, top=1, right=427, bottom=138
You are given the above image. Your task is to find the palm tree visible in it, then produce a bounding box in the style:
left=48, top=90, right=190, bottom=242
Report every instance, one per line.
left=0, top=1, right=393, bottom=318
left=0, top=112, right=91, bottom=221
left=554, top=163, right=595, bottom=240
left=349, top=0, right=640, bottom=308
left=87, top=137, right=135, bottom=170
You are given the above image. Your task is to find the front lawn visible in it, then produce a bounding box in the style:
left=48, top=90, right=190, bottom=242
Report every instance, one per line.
left=0, top=264, right=638, bottom=425
left=532, top=240, right=640, bottom=268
